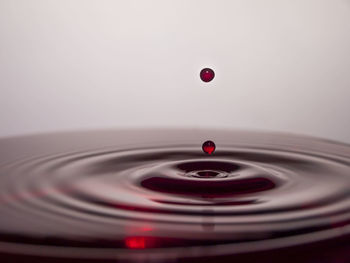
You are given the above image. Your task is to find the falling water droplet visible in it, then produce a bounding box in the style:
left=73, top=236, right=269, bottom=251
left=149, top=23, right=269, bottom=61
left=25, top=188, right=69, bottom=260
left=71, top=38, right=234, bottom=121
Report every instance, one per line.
left=200, top=68, right=215, bottom=82
left=202, top=140, right=216, bottom=154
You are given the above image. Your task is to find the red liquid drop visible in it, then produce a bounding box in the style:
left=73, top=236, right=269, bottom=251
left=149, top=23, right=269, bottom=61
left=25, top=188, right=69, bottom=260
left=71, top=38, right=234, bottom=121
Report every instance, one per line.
left=202, top=140, right=216, bottom=154
left=200, top=68, right=215, bottom=82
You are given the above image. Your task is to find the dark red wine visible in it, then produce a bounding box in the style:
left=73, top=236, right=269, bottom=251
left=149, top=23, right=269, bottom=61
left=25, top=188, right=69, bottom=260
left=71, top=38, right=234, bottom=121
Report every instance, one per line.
left=200, top=68, right=215, bottom=82
left=0, top=129, right=349, bottom=263
left=202, top=140, right=216, bottom=154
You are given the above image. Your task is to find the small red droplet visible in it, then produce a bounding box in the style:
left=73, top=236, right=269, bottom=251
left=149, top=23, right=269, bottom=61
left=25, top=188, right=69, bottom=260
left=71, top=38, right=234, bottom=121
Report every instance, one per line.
left=200, top=68, right=215, bottom=82
left=202, top=140, right=216, bottom=154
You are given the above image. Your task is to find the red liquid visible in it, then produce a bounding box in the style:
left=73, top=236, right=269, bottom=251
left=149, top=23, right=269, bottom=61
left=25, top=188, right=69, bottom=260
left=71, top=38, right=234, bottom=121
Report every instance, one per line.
left=200, top=68, right=215, bottom=82
left=0, top=129, right=349, bottom=262
left=125, top=237, right=146, bottom=249
left=202, top=140, right=216, bottom=154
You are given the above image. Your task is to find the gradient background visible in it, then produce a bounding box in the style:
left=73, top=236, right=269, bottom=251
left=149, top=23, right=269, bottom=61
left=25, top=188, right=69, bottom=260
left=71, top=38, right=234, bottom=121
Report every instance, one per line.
left=1, top=0, right=350, bottom=142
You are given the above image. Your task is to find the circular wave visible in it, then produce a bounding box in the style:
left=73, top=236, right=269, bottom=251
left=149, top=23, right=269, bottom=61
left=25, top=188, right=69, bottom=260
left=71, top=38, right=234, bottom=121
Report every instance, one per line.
left=0, top=130, right=349, bottom=262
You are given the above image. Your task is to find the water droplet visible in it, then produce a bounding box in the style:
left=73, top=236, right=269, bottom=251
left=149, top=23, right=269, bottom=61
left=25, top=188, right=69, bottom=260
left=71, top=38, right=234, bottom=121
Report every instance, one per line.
left=202, top=140, right=216, bottom=154
left=200, top=68, right=215, bottom=82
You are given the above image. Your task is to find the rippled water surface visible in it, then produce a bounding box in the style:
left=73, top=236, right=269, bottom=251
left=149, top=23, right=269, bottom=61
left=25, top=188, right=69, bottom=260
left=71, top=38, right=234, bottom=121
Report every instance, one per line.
left=0, top=130, right=349, bottom=262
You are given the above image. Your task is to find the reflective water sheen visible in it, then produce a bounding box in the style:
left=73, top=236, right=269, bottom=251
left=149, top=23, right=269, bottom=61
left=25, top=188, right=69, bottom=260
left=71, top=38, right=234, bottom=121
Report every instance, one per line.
left=0, top=130, right=349, bottom=262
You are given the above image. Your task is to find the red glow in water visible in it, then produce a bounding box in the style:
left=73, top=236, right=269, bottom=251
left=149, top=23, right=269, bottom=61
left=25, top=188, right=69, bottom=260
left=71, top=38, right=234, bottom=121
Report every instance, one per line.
left=125, top=237, right=146, bottom=249
left=202, top=141, right=216, bottom=154
left=141, top=226, right=153, bottom=232
left=200, top=68, right=215, bottom=82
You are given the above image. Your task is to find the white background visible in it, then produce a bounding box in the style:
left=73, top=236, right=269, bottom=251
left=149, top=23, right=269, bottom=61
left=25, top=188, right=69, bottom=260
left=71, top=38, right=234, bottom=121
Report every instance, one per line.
left=1, top=0, right=350, bottom=142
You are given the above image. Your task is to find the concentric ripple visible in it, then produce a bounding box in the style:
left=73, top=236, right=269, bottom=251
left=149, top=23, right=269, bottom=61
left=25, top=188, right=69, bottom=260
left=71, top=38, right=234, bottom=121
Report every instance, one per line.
left=0, top=130, right=349, bottom=262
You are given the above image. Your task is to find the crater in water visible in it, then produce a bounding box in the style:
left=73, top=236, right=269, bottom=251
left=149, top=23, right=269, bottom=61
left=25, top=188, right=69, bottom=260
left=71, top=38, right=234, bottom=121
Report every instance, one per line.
left=0, top=130, right=349, bottom=262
